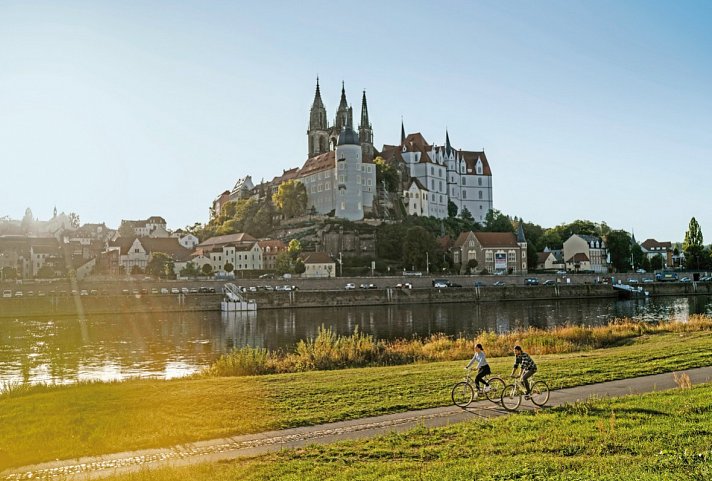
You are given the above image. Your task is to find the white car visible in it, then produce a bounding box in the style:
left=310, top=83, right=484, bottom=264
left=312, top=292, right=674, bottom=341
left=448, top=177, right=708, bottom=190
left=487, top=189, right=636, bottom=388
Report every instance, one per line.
left=161, top=288, right=170, bottom=294
left=2, top=290, right=12, bottom=298
left=345, top=283, right=356, bottom=289
left=171, top=287, right=180, bottom=294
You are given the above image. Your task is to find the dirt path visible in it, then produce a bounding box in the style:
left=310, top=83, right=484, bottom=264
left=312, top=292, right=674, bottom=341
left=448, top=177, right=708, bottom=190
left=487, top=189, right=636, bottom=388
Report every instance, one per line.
left=3, top=366, right=711, bottom=481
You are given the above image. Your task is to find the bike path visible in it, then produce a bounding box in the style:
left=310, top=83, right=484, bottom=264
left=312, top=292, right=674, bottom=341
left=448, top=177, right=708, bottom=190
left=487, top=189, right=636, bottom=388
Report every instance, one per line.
left=3, top=366, right=712, bottom=481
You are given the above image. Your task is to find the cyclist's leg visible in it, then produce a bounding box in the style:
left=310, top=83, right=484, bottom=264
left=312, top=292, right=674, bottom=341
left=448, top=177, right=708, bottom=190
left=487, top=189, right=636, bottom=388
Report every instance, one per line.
left=475, top=364, right=491, bottom=390
left=521, top=369, right=536, bottom=394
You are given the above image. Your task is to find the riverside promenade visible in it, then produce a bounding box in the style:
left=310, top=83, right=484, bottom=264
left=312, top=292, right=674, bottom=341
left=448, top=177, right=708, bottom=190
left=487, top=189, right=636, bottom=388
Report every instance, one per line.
left=3, top=366, right=711, bottom=481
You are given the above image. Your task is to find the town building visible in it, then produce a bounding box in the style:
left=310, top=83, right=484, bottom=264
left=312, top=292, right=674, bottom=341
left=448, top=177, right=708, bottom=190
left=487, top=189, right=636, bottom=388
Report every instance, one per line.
left=300, top=251, right=336, bottom=278
left=258, top=239, right=287, bottom=271
left=640, top=239, right=673, bottom=268
left=120, top=216, right=169, bottom=238
left=108, top=237, right=192, bottom=274
left=451, top=227, right=527, bottom=274
left=563, top=234, right=609, bottom=273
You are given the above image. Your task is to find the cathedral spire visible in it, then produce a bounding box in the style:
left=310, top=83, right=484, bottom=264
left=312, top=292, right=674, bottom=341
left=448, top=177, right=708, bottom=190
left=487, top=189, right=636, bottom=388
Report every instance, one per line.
left=445, top=129, right=452, bottom=155
left=308, top=77, right=329, bottom=157
left=335, top=81, right=350, bottom=131
left=312, top=77, right=324, bottom=109
left=359, top=90, right=374, bottom=156
left=401, top=119, right=406, bottom=145
left=338, top=81, right=348, bottom=110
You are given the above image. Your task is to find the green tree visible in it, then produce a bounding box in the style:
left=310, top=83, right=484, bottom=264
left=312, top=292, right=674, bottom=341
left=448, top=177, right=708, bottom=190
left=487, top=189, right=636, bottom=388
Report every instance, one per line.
left=683, top=217, right=704, bottom=270
left=179, top=262, right=200, bottom=278
left=294, top=258, right=306, bottom=275
left=1, top=266, right=17, bottom=280
left=650, top=254, right=664, bottom=271
left=540, top=229, right=563, bottom=250
left=275, top=251, right=292, bottom=275
left=288, top=239, right=302, bottom=259
left=606, top=230, right=632, bottom=272
left=402, top=226, right=438, bottom=271
left=201, top=263, right=213, bottom=276
left=483, top=209, right=513, bottom=232
left=460, top=207, right=474, bottom=224
left=631, top=243, right=644, bottom=271
left=273, top=180, right=307, bottom=219
left=447, top=200, right=458, bottom=218
left=146, top=252, right=173, bottom=278
left=224, top=262, right=234, bottom=275
left=374, top=156, right=400, bottom=192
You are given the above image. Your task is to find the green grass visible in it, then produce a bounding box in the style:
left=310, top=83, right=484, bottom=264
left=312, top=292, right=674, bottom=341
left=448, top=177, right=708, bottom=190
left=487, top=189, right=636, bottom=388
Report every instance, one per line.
left=1, top=330, right=711, bottom=471
left=89, top=384, right=712, bottom=481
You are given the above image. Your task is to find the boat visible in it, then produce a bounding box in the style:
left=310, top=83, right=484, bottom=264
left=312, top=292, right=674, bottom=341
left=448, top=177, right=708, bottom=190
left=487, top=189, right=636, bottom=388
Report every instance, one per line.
left=612, top=283, right=649, bottom=299
left=220, top=283, right=257, bottom=312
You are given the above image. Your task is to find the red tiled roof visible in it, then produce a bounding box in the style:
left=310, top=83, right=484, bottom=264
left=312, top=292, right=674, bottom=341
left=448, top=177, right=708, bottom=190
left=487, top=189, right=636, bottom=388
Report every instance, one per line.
left=299, top=151, right=335, bottom=177
left=473, top=232, right=519, bottom=248
left=198, top=233, right=257, bottom=248
left=453, top=231, right=473, bottom=248
left=300, top=251, right=334, bottom=264
left=567, top=253, right=590, bottom=263
left=641, top=239, right=672, bottom=250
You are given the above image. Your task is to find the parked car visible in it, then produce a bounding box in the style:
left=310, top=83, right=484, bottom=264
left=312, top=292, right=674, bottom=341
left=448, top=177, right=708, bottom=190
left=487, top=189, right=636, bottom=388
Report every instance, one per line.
left=2, top=290, right=12, bottom=298
left=171, top=287, right=180, bottom=294
left=198, top=286, right=210, bottom=293
left=628, top=279, right=639, bottom=284
left=556, top=270, right=567, bottom=275
left=700, top=276, right=712, bottom=282
left=395, top=282, right=412, bottom=289
left=367, top=283, right=377, bottom=289
left=636, top=269, right=646, bottom=274
left=524, top=277, right=539, bottom=286
left=679, top=277, right=691, bottom=283
left=181, top=287, right=189, bottom=294
left=161, top=288, right=170, bottom=294
left=14, top=291, right=23, bottom=297
left=433, top=281, right=448, bottom=288
left=259, top=273, right=274, bottom=279
left=345, top=283, right=356, bottom=290
left=359, top=283, right=370, bottom=289
left=543, top=280, right=555, bottom=286
left=80, top=290, right=89, bottom=296
left=642, top=278, right=654, bottom=283
left=493, top=281, right=506, bottom=287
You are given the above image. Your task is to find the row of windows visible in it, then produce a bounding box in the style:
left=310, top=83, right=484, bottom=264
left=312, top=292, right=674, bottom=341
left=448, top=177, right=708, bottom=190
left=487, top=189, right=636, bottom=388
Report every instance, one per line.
left=450, top=188, right=485, bottom=200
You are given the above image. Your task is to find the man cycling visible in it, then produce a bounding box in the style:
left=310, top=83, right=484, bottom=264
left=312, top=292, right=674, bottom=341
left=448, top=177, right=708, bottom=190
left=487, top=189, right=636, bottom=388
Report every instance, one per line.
left=511, top=345, right=537, bottom=399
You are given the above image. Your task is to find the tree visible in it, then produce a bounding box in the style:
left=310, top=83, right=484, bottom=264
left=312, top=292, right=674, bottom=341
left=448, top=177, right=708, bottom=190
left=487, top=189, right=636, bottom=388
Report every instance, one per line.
left=35, top=265, right=56, bottom=279
left=466, top=259, right=479, bottom=274
left=273, top=180, right=307, bottom=219
left=483, top=209, right=513, bottom=232
left=288, top=239, right=302, bottom=258
left=374, top=156, right=400, bottom=192
left=294, top=258, right=306, bottom=275
left=201, top=263, right=213, bottom=276
left=631, top=243, right=644, bottom=271
left=447, top=200, right=458, bottom=218
left=179, top=262, right=200, bottom=278
left=275, top=251, right=292, bottom=275
left=460, top=207, right=474, bottom=224
left=683, top=217, right=704, bottom=270
left=540, top=230, right=563, bottom=250
left=224, top=262, right=234, bottom=275
left=146, top=252, right=173, bottom=278
left=605, top=230, right=632, bottom=272
left=402, top=226, right=438, bottom=271
left=2, top=266, right=17, bottom=280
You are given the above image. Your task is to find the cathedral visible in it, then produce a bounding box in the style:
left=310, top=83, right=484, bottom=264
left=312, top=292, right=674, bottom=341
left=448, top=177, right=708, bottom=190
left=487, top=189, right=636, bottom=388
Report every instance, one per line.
left=297, top=79, right=376, bottom=221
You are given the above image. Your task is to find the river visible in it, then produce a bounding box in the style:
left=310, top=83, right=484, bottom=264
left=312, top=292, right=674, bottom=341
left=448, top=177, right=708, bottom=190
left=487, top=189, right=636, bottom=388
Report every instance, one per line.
left=1, top=295, right=711, bottom=388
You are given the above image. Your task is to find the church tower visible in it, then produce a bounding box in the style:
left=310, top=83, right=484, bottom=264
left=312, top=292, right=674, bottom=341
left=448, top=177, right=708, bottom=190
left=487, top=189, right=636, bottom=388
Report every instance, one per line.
left=334, top=82, right=351, bottom=132
left=307, top=78, right=329, bottom=157
left=359, top=90, right=374, bottom=160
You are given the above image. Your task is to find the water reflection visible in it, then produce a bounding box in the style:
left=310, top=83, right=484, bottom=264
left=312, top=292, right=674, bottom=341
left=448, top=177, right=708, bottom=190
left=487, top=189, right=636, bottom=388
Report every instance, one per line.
left=1, top=295, right=710, bottom=388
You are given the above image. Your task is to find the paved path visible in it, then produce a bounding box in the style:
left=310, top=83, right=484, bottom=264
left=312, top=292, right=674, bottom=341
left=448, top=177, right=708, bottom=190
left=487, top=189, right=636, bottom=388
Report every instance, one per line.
left=3, top=366, right=711, bottom=481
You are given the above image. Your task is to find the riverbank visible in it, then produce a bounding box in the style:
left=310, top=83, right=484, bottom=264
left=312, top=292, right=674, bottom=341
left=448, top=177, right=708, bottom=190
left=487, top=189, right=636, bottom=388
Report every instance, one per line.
left=1, top=280, right=710, bottom=318
left=1, top=326, right=711, bottom=471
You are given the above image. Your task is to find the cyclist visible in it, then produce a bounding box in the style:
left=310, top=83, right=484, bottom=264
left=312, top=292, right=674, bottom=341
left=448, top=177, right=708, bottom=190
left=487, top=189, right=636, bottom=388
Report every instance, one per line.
left=511, top=345, right=537, bottom=399
left=465, top=343, right=491, bottom=393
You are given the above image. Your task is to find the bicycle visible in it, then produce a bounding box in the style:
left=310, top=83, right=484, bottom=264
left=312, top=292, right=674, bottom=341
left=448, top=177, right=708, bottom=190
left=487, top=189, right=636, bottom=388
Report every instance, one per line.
left=500, top=374, right=550, bottom=411
left=451, top=369, right=506, bottom=407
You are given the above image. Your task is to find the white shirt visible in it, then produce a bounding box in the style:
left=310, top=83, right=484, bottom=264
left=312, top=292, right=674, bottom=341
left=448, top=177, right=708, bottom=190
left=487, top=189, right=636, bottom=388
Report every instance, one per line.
left=466, top=351, right=488, bottom=369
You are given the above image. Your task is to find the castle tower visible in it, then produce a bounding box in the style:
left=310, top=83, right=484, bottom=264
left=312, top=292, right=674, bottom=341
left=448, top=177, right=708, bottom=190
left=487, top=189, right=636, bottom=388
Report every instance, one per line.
left=334, top=116, right=364, bottom=221
left=358, top=90, right=374, bottom=160
left=307, top=78, right=329, bottom=157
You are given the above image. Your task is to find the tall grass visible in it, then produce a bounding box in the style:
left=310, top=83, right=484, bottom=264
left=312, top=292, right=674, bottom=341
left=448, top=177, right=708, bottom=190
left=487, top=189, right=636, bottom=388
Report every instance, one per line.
left=205, top=315, right=712, bottom=377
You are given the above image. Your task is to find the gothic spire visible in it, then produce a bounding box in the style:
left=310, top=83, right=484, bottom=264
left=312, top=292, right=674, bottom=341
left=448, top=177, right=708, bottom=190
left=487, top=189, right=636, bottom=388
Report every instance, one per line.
left=401, top=119, right=406, bottom=145
left=312, top=77, right=324, bottom=109
left=359, top=90, right=370, bottom=129
left=445, top=129, right=452, bottom=155
left=338, top=81, right=348, bottom=110
left=517, top=222, right=527, bottom=243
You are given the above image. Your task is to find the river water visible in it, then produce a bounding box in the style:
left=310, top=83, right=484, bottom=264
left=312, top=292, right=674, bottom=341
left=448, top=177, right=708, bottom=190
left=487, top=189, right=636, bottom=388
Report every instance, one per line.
left=1, top=295, right=711, bottom=388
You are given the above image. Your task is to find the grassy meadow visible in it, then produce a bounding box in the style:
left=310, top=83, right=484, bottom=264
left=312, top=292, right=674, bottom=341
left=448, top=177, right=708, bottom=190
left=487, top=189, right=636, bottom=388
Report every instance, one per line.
left=98, top=383, right=712, bottom=481
left=0, top=317, right=711, bottom=471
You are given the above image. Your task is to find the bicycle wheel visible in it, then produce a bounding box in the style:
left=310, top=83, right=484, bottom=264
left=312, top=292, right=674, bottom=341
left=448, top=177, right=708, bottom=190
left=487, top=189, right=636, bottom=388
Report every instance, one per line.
left=500, top=384, right=522, bottom=411
left=451, top=381, right=474, bottom=407
left=529, top=380, right=550, bottom=407
left=485, top=377, right=506, bottom=404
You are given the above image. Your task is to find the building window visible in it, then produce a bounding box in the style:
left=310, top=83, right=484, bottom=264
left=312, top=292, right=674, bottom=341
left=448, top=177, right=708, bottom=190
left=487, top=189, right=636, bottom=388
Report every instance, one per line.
left=478, top=177, right=482, bottom=186
left=463, top=190, right=467, bottom=199
left=461, top=178, right=466, bottom=185
left=479, top=191, right=483, bottom=200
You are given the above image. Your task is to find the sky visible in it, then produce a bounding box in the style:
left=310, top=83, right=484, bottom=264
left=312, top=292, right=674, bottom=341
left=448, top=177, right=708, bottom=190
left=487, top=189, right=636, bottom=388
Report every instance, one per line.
left=1, top=0, right=711, bottom=242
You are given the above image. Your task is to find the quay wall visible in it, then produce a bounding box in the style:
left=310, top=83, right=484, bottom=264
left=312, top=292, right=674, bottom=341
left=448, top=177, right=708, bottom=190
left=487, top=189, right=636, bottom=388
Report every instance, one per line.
left=1, top=281, right=710, bottom=318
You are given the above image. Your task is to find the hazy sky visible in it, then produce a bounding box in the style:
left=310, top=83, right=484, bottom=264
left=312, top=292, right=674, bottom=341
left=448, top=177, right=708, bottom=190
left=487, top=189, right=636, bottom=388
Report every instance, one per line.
left=1, top=1, right=710, bottom=242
